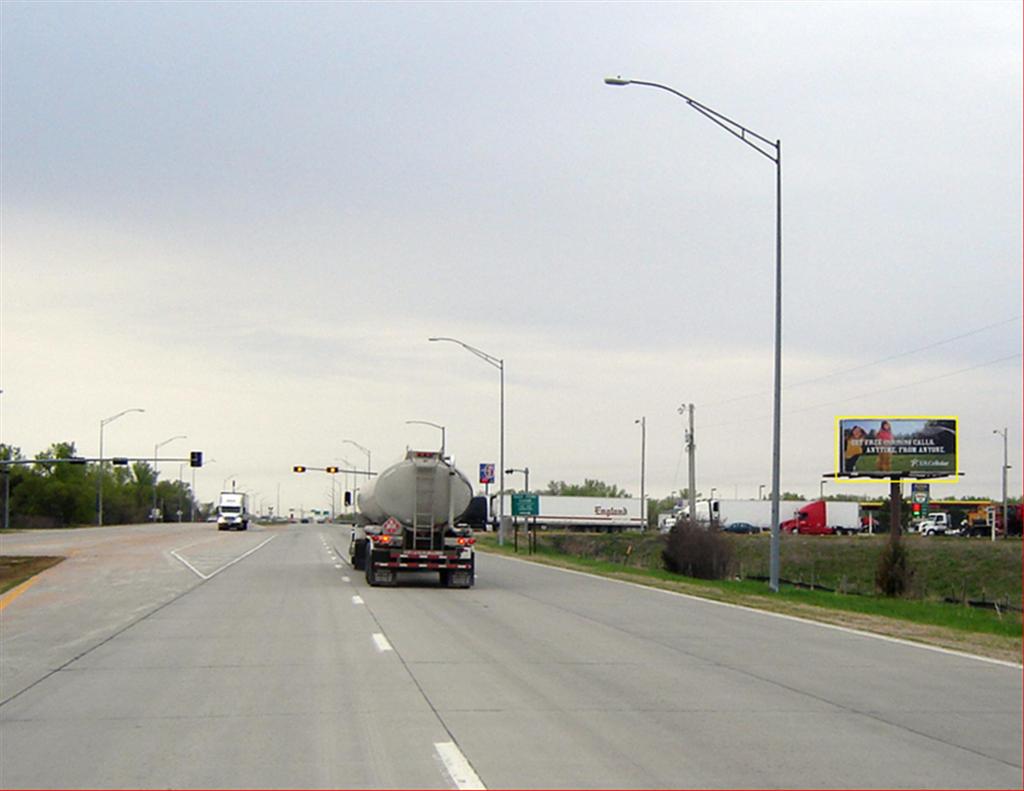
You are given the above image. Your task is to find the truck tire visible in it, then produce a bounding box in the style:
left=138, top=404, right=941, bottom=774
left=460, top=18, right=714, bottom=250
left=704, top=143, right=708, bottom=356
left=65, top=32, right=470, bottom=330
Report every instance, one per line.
left=351, top=539, right=366, bottom=570
left=365, top=544, right=377, bottom=586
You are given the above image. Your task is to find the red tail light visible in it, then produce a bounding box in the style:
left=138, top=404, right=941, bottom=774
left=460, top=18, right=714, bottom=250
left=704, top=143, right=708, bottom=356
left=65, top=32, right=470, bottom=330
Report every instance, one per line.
left=456, top=537, right=476, bottom=546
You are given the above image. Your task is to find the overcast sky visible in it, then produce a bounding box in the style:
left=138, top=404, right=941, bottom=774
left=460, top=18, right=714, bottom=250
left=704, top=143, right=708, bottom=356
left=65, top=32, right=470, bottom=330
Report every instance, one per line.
left=2, top=1, right=1020, bottom=515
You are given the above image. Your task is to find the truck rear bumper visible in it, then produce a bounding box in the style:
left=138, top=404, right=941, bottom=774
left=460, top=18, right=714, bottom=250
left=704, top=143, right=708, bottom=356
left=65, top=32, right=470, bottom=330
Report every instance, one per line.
left=376, top=550, right=473, bottom=570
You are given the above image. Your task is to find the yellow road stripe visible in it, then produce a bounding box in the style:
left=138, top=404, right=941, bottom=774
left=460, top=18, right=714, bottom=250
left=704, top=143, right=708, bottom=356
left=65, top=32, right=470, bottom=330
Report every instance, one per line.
left=0, top=576, right=39, bottom=612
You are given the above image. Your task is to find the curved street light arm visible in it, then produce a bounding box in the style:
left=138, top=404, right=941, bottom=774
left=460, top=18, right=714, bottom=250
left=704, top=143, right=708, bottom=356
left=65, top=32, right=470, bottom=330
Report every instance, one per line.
left=102, top=407, right=145, bottom=428
left=604, top=77, right=778, bottom=163
left=428, top=337, right=503, bottom=370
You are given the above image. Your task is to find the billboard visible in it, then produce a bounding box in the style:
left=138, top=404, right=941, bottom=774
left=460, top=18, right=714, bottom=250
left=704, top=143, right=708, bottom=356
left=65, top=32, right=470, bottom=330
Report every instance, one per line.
left=836, top=417, right=958, bottom=481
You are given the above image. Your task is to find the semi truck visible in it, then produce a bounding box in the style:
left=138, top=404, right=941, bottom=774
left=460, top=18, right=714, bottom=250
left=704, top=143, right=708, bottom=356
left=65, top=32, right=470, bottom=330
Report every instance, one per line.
left=494, top=494, right=644, bottom=531
left=349, top=450, right=476, bottom=588
left=914, top=512, right=956, bottom=536
left=217, top=492, right=250, bottom=531
left=782, top=500, right=861, bottom=535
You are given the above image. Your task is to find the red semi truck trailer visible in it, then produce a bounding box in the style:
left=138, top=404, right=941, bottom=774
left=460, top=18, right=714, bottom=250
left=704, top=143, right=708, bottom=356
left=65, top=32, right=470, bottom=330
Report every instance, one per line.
left=782, top=500, right=861, bottom=535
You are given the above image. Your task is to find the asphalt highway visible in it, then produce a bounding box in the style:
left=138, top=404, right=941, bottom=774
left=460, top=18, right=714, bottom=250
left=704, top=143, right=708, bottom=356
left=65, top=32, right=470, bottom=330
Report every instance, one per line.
left=1, top=522, right=1020, bottom=789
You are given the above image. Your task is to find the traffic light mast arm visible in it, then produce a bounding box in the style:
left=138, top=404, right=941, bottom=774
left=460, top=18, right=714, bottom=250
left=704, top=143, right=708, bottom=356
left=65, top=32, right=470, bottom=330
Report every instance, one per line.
left=292, top=465, right=376, bottom=475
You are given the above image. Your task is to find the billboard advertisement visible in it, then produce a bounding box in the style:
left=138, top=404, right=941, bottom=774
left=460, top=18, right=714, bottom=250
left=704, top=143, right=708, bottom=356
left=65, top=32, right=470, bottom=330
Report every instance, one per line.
left=836, top=417, right=958, bottom=481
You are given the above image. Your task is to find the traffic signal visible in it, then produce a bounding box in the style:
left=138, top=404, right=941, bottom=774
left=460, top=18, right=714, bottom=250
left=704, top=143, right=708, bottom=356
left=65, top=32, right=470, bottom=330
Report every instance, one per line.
left=190, top=451, right=203, bottom=468
left=344, top=491, right=352, bottom=506
left=326, top=466, right=339, bottom=474
left=293, top=465, right=307, bottom=473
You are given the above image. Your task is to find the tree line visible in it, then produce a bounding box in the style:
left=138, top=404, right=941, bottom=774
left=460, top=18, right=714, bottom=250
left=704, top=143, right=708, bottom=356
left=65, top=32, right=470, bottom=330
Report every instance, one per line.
left=1, top=442, right=198, bottom=529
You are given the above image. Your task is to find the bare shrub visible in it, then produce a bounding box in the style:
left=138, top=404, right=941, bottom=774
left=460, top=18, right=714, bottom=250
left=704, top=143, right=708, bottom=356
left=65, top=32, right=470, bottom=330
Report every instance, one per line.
left=875, top=540, right=914, bottom=597
left=662, top=520, right=733, bottom=580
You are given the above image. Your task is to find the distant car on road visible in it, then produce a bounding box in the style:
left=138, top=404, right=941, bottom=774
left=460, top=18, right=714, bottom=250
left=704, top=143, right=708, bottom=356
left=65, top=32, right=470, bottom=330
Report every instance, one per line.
left=722, top=521, right=758, bottom=534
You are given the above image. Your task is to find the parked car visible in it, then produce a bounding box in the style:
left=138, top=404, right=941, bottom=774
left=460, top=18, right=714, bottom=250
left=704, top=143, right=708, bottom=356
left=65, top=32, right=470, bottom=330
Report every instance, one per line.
left=722, top=521, right=758, bottom=534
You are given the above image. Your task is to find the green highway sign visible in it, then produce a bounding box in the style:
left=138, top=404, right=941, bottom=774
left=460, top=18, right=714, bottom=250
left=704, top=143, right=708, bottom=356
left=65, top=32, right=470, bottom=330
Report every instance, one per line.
left=511, top=493, right=539, bottom=516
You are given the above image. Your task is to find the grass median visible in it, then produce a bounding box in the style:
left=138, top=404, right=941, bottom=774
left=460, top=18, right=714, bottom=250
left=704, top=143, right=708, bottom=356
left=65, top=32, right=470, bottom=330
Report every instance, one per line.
left=0, top=556, right=64, bottom=596
left=476, top=531, right=1022, bottom=664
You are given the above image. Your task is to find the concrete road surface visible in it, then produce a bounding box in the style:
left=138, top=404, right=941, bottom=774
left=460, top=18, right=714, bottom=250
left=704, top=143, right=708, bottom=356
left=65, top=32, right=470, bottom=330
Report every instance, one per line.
left=1, top=523, right=1020, bottom=789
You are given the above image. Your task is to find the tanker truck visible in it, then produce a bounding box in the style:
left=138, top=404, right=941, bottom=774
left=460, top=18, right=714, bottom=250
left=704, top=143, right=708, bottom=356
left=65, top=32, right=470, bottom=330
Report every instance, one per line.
left=348, top=450, right=476, bottom=587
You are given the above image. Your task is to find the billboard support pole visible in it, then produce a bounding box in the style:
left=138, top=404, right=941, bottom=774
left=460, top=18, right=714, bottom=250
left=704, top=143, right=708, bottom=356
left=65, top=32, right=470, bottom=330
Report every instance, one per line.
left=889, top=476, right=902, bottom=544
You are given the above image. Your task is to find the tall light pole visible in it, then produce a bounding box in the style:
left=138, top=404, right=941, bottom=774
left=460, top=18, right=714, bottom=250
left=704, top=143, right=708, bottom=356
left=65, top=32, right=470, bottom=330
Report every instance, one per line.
left=993, top=428, right=1009, bottom=542
left=635, top=417, right=646, bottom=530
left=759, top=484, right=766, bottom=501
left=406, top=420, right=446, bottom=458
left=606, top=76, right=783, bottom=591
left=342, top=439, right=371, bottom=479
left=429, top=336, right=506, bottom=544
left=97, top=407, right=144, bottom=526
left=153, top=434, right=186, bottom=521
left=820, top=479, right=827, bottom=499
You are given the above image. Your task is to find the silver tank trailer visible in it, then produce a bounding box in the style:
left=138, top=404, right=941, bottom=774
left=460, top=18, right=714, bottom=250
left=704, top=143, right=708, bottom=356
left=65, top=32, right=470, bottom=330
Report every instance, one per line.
left=358, top=450, right=472, bottom=526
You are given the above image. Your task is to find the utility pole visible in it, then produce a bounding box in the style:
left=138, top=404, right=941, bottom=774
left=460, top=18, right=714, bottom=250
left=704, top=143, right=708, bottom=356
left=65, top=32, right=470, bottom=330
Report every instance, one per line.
left=679, top=404, right=696, bottom=526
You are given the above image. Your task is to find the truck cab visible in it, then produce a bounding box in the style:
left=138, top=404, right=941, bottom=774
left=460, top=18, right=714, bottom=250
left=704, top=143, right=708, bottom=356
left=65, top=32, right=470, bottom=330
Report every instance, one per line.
left=217, top=492, right=249, bottom=531
left=915, top=512, right=955, bottom=536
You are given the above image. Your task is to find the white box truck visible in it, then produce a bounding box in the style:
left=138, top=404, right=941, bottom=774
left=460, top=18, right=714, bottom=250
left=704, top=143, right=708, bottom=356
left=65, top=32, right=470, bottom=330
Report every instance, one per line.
left=217, top=492, right=250, bottom=531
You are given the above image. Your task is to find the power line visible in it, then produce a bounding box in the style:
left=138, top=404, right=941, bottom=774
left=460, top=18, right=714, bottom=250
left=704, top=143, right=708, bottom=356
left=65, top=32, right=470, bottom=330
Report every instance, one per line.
left=705, top=316, right=1021, bottom=409
left=701, top=352, right=1021, bottom=431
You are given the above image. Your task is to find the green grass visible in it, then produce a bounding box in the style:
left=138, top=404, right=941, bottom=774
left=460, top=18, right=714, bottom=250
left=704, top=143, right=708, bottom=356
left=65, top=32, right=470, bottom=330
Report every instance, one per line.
left=0, top=556, right=64, bottom=595
left=477, top=532, right=1022, bottom=640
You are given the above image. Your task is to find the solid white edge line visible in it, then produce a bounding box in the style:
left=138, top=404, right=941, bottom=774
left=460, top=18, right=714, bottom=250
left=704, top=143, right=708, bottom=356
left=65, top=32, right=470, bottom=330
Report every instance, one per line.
left=169, top=549, right=208, bottom=580
left=371, top=633, right=392, bottom=652
left=486, top=553, right=1023, bottom=669
left=171, top=536, right=277, bottom=581
left=206, top=536, right=277, bottom=578
left=435, top=741, right=486, bottom=790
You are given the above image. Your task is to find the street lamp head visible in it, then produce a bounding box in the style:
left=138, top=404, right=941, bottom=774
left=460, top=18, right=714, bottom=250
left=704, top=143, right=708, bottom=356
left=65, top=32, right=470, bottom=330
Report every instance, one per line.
left=604, top=76, right=630, bottom=86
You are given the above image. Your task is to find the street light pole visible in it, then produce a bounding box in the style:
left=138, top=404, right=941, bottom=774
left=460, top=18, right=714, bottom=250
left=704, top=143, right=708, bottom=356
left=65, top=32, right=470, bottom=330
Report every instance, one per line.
left=406, top=420, right=446, bottom=458
left=342, top=439, right=371, bottom=480
left=154, top=436, right=189, bottom=522
left=994, top=428, right=1009, bottom=541
left=635, top=417, right=646, bottom=530
left=429, top=336, right=505, bottom=544
left=820, top=479, right=827, bottom=499
left=97, top=407, right=145, bottom=526
left=606, top=76, right=783, bottom=591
